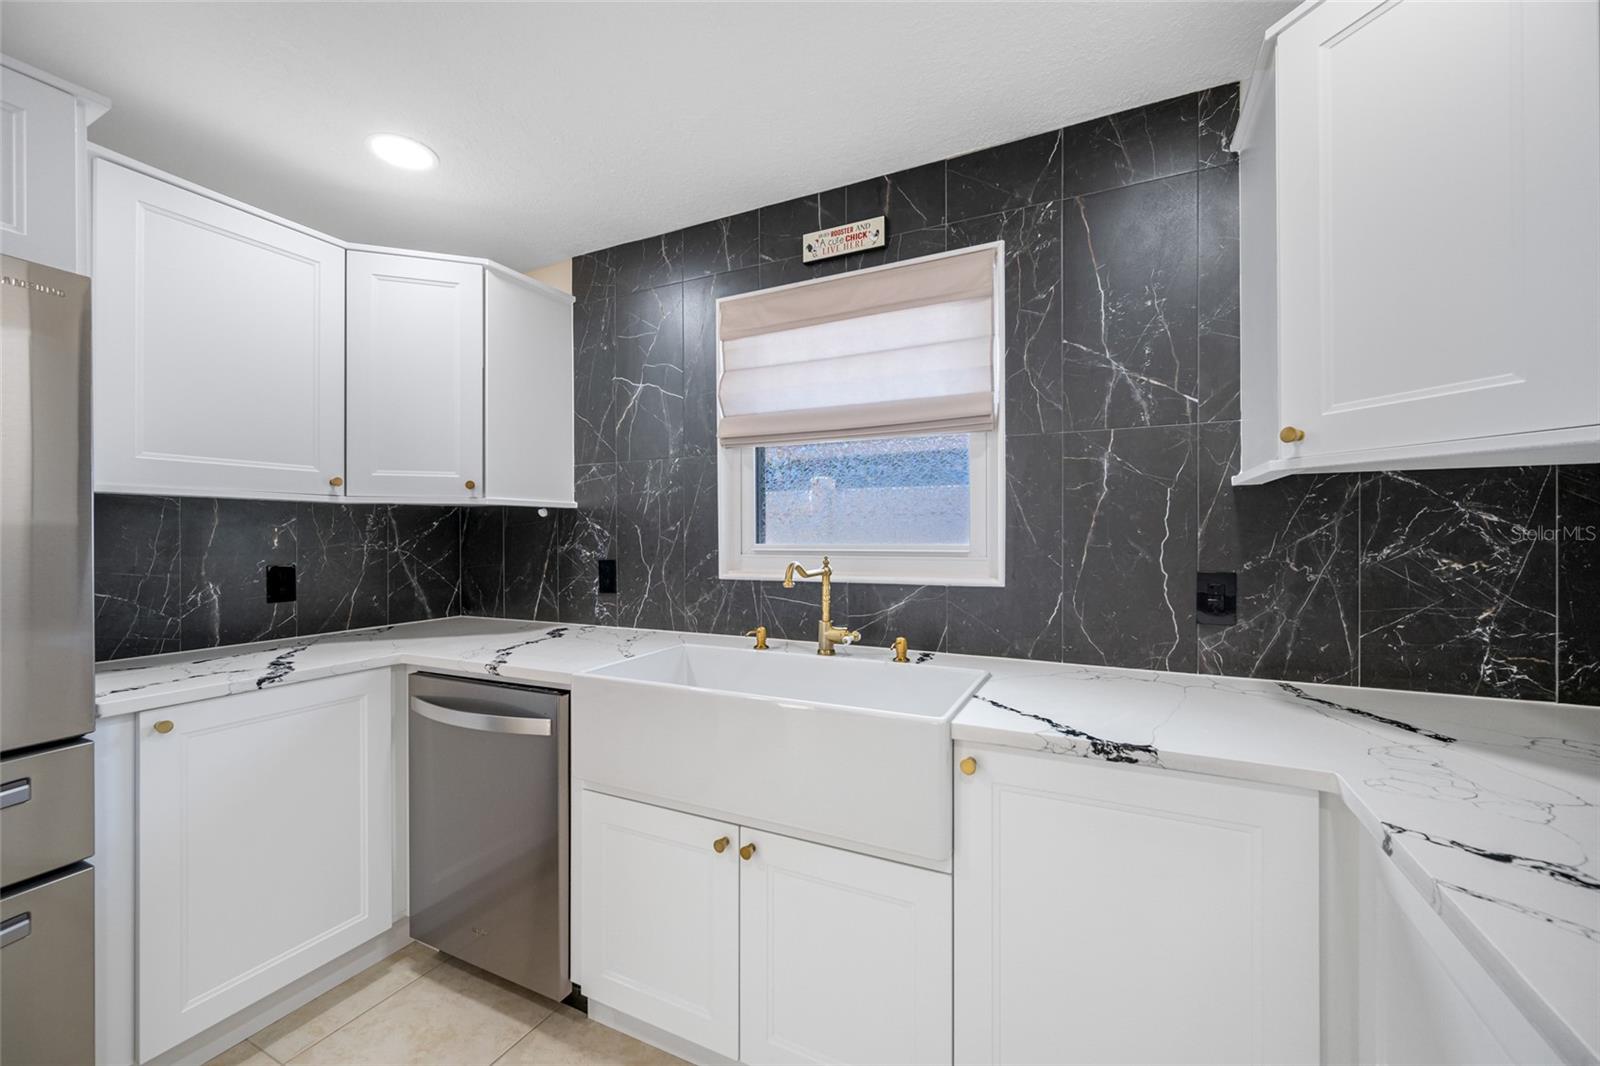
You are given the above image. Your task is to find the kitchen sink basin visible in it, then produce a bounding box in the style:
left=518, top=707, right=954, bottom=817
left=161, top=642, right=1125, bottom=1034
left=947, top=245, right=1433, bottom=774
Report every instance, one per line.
left=570, top=644, right=988, bottom=863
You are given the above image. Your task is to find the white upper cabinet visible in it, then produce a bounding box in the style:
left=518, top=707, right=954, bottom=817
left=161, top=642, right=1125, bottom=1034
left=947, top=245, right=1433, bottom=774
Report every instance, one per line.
left=1233, top=0, right=1600, bottom=483
left=954, top=745, right=1319, bottom=1066
left=90, top=155, right=575, bottom=504
left=1, top=57, right=107, bottom=273
left=92, top=159, right=348, bottom=497
left=485, top=268, right=575, bottom=506
left=346, top=251, right=484, bottom=500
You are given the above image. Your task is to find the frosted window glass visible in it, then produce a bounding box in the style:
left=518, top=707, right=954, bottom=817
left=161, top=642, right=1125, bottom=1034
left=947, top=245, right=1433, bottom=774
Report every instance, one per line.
left=755, top=434, right=970, bottom=546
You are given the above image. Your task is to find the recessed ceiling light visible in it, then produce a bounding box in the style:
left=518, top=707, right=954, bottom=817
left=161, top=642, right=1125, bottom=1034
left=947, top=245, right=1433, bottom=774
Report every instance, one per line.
left=366, top=133, right=437, bottom=171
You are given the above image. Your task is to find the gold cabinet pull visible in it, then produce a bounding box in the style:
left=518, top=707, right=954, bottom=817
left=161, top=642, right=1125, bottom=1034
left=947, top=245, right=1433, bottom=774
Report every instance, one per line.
left=328, top=476, right=344, bottom=488
left=153, top=720, right=175, bottom=734
left=739, top=842, right=756, bottom=861
left=465, top=479, right=477, bottom=491
left=713, top=836, right=730, bottom=854
left=745, top=626, right=768, bottom=650
left=1279, top=426, right=1306, bottom=443
left=959, top=756, right=977, bottom=776
left=892, top=636, right=909, bottom=663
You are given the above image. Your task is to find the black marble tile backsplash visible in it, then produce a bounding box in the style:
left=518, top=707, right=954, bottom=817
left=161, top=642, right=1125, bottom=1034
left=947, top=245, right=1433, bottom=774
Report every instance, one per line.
left=534, top=83, right=1596, bottom=706
left=94, top=495, right=469, bottom=661
left=93, top=84, right=1600, bottom=705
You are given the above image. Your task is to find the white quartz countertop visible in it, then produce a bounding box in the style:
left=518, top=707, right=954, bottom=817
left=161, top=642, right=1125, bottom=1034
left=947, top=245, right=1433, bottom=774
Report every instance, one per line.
left=95, top=617, right=1600, bottom=1062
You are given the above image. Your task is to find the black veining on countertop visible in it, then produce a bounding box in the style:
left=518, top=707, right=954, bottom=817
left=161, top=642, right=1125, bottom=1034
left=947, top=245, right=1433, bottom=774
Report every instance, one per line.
left=974, top=693, right=1161, bottom=766
left=1277, top=683, right=1458, bottom=744
left=1384, top=823, right=1600, bottom=893
left=257, top=644, right=309, bottom=688
left=484, top=627, right=570, bottom=676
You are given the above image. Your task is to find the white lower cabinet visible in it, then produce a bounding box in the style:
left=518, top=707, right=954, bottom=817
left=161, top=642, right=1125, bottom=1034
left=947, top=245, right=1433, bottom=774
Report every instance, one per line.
left=579, top=791, right=741, bottom=1059
left=1359, top=840, right=1563, bottom=1066
left=954, top=745, right=1320, bottom=1066
left=135, top=671, right=394, bottom=1061
left=578, top=790, right=953, bottom=1065
left=739, top=829, right=951, bottom=1066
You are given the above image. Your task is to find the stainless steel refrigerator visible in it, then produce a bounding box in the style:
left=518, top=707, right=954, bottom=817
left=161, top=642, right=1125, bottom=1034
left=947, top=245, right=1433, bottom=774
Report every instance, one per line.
left=0, top=254, right=96, bottom=1065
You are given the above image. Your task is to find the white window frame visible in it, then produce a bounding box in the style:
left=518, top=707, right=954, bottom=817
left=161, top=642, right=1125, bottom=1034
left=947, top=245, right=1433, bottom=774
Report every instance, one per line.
left=715, top=242, right=1006, bottom=586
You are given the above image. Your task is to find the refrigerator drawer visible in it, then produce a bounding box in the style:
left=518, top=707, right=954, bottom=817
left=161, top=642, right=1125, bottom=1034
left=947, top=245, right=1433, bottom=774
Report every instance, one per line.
left=1, top=864, right=95, bottom=1066
left=0, top=739, right=93, bottom=887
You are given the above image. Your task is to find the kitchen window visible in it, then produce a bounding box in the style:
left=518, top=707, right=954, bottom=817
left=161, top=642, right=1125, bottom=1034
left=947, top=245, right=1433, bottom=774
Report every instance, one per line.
left=715, top=244, right=1005, bottom=585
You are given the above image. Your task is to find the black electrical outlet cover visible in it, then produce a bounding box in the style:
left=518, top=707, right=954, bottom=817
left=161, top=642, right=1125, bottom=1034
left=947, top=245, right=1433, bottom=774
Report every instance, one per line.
left=265, top=564, right=297, bottom=604
left=1196, top=571, right=1237, bottom=626
left=597, top=559, right=618, bottom=595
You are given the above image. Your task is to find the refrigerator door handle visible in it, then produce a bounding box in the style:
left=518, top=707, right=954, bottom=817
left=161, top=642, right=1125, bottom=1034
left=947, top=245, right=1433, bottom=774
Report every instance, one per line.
left=0, top=912, right=31, bottom=949
left=0, top=778, right=30, bottom=810
left=409, top=697, right=553, bottom=736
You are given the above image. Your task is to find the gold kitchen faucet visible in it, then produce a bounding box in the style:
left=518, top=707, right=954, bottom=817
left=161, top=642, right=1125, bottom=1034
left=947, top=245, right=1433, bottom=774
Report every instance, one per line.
left=781, top=556, right=861, bottom=656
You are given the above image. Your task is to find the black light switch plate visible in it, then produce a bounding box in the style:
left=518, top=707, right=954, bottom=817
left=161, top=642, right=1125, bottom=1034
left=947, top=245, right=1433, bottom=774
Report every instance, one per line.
left=1196, top=571, right=1237, bottom=626
left=265, top=564, right=297, bottom=603
left=597, top=559, right=618, bottom=595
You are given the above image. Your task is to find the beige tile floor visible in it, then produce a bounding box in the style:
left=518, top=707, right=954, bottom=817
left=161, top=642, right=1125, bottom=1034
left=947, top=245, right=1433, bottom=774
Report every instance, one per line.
left=204, top=942, right=687, bottom=1066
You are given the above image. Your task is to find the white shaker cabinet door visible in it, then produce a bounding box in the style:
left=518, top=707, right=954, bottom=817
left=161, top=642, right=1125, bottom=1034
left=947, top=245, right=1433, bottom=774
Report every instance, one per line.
left=1, top=66, right=78, bottom=272
left=955, top=745, right=1319, bottom=1066
left=346, top=251, right=483, bottom=500
left=1273, top=0, right=1600, bottom=461
left=484, top=270, right=575, bottom=506
left=135, top=670, right=394, bottom=1062
left=738, top=828, right=952, bottom=1066
left=92, top=159, right=348, bottom=497
left=579, top=791, right=740, bottom=1060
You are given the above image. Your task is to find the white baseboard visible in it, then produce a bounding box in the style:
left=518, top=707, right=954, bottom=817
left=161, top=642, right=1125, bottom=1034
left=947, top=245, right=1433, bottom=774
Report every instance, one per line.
left=145, top=920, right=412, bottom=1066
left=588, top=1000, right=736, bottom=1066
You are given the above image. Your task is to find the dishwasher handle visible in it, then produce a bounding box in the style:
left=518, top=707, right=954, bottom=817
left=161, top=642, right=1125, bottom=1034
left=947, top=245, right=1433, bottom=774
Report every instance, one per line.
left=410, top=696, right=554, bottom=736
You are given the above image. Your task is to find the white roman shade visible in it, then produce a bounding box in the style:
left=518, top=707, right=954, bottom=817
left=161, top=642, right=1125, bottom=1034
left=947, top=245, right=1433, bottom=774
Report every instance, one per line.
left=716, top=243, right=1002, bottom=446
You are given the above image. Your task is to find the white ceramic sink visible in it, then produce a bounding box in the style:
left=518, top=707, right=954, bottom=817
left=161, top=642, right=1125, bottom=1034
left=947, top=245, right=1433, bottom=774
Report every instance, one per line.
left=585, top=644, right=984, bottom=718
left=570, top=645, right=988, bottom=863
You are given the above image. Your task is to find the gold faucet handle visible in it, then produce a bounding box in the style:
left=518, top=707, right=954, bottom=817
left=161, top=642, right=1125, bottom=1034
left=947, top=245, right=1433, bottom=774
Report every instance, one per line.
left=892, top=636, right=909, bottom=663
left=745, top=626, right=769, bottom=650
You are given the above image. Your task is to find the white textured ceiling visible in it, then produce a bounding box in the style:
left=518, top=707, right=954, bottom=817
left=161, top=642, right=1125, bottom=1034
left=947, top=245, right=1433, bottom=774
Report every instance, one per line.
left=2, top=1, right=1291, bottom=270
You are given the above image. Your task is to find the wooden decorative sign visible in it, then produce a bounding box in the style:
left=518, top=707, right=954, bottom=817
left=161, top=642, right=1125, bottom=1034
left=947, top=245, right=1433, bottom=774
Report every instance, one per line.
left=802, top=216, right=886, bottom=263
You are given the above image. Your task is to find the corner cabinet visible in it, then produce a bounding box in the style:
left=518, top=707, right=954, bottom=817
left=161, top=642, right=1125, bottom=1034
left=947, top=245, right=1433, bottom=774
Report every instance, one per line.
left=92, top=159, right=349, bottom=497
left=90, top=154, right=576, bottom=506
left=953, top=745, right=1319, bottom=1066
left=1232, top=0, right=1600, bottom=483
left=578, top=790, right=952, bottom=1066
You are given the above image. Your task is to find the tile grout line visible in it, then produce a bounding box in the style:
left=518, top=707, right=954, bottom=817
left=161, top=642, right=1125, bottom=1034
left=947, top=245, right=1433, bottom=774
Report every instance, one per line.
left=1553, top=465, right=1561, bottom=703
left=487, top=1003, right=564, bottom=1066
left=240, top=1039, right=284, bottom=1064
left=253, top=946, right=447, bottom=1065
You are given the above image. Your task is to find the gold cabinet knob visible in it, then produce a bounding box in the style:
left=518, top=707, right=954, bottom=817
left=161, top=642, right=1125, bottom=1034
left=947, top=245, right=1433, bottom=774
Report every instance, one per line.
left=959, top=756, right=977, bottom=776
left=713, top=836, right=730, bottom=854
left=1279, top=426, right=1306, bottom=443
left=739, top=842, right=756, bottom=861
left=329, top=476, right=344, bottom=487
left=465, top=479, right=477, bottom=491
left=153, top=720, right=175, bottom=734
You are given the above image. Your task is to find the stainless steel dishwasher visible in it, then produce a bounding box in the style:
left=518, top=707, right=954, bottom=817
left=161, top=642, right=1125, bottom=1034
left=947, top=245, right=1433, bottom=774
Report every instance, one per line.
left=408, top=672, right=570, bottom=1001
